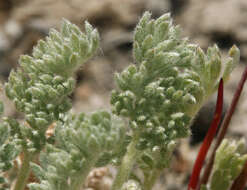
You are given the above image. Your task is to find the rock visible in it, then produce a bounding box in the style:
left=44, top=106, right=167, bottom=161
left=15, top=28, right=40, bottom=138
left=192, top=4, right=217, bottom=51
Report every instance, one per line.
left=177, top=0, right=247, bottom=58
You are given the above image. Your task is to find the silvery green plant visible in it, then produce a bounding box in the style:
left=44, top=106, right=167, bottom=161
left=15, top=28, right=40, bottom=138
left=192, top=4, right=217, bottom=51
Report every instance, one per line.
left=28, top=111, right=125, bottom=190
left=1, top=19, right=100, bottom=190
left=5, top=19, right=99, bottom=149
left=202, top=139, right=247, bottom=190
left=0, top=11, right=244, bottom=190
left=5, top=19, right=99, bottom=153
left=111, top=12, right=239, bottom=190
left=0, top=102, right=20, bottom=190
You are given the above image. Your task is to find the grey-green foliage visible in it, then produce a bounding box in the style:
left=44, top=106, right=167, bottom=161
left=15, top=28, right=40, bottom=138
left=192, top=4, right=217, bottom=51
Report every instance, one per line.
left=0, top=120, right=20, bottom=171
left=111, top=12, right=239, bottom=168
left=0, top=104, right=19, bottom=189
left=208, top=139, right=247, bottom=190
left=29, top=111, right=126, bottom=190
left=4, top=19, right=99, bottom=152
left=139, top=140, right=176, bottom=170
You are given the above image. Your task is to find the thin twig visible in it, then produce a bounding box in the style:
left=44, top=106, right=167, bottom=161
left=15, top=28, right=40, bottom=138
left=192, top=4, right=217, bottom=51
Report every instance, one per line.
left=198, top=65, right=247, bottom=188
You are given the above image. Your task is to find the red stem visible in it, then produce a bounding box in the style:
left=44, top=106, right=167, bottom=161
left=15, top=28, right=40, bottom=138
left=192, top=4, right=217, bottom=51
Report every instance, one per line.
left=188, top=79, right=224, bottom=190
left=230, top=161, right=247, bottom=190
left=199, top=65, right=247, bottom=188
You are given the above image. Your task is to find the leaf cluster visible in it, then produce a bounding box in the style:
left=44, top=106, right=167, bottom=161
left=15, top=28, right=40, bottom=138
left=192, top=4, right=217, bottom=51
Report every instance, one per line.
left=0, top=11, right=244, bottom=190
left=29, top=111, right=125, bottom=190
left=111, top=12, right=240, bottom=169
left=209, top=139, right=247, bottom=190
left=4, top=20, right=99, bottom=153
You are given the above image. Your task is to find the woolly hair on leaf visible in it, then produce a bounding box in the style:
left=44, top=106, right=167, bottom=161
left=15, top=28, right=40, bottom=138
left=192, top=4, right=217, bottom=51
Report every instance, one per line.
left=29, top=111, right=126, bottom=190
left=111, top=11, right=240, bottom=168
left=0, top=110, right=21, bottom=188
left=5, top=19, right=99, bottom=128
left=4, top=20, right=99, bottom=152
left=209, top=139, right=247, bottom=190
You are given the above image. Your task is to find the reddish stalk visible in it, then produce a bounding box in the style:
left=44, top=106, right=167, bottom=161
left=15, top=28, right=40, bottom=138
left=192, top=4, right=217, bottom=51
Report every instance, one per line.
left=230, top=161, right=247, bottom=190
left=198, top=65, right=247, bottom=188
left=188, top=79, right=224, bottom=190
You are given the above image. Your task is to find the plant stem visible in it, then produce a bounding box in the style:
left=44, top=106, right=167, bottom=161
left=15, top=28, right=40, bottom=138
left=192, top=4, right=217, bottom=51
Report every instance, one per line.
left=112, top=132, right=140, bottom=190
left=143, top=169, right=161, bottom=190
left=198, top=65, right=247, bottom=189
left=188, top=79, right=224, bottom=190
left=70, top=156, right=98, bottom=190
left=13, top=150, right=33, bottom=190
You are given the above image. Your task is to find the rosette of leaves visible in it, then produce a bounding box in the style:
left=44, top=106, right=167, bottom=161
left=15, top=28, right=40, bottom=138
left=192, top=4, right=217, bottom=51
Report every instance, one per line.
left=206, top=139, right=247, bottom=190
left=4, top=19, right=99, bottom=152
left=111, top=12, right=239, bottom=190
left=29, top=111, right=126, bottom=190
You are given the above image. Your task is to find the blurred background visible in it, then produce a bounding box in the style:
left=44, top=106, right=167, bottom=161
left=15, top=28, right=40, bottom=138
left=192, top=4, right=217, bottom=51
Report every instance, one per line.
left=0, top=0, right=247, bottom=189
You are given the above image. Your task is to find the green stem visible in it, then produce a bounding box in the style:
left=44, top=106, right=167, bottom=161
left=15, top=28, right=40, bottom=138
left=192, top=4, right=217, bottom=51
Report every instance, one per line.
left=13, top=150, right=33, bottom=190
left=143, top=169, right=161, bottom=190
left=70, top=156, right=98, bottom=190
left=112, top=132, right=140, bottom=190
